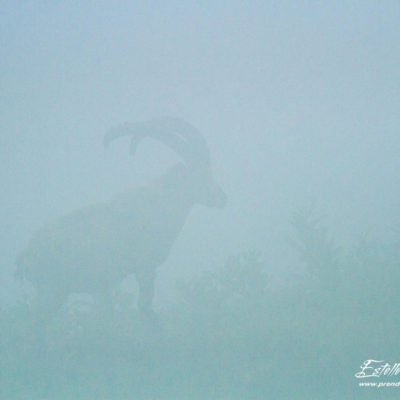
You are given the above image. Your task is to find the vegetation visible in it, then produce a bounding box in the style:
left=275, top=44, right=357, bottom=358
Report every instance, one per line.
left=1, top=208, right=400, bottom=399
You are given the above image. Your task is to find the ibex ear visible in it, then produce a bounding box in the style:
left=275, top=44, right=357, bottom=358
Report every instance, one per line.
left=129, top=136, right=144, bottom=155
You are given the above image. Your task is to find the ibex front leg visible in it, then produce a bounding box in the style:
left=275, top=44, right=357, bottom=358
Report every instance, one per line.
left=136, top=268, right=156, bottom=316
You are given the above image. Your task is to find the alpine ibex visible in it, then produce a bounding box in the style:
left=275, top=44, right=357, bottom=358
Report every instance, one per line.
left=15, top=117, right=227, bottom=317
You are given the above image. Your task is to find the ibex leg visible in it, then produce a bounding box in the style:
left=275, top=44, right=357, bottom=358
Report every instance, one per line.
left=136, top=269, right=156, bottom=315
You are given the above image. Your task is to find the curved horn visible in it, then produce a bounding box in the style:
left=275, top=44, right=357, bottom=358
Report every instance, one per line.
left=104, top=117, right=210, bottom=167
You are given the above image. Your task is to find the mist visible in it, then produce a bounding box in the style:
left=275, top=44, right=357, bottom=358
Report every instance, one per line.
left=1, top=1, right=400, bottom=399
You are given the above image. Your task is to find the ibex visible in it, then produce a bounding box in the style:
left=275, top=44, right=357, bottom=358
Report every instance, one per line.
left=15, top=117, right=227, bottom=318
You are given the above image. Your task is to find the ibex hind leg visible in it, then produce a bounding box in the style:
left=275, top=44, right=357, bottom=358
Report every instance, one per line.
left=136, top=269, right=156, bottom=317
left=135, top=268, right=165, bottom=333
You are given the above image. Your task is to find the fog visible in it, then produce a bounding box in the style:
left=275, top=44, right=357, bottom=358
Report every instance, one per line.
left=1, top=1, right=400, bottom=399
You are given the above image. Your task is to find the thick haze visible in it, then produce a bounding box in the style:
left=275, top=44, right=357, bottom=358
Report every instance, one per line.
left=1, top=1, right=400, bottom=308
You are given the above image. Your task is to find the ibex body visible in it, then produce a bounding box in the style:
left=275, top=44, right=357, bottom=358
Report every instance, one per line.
left=15, top=117, right=226, bottom=317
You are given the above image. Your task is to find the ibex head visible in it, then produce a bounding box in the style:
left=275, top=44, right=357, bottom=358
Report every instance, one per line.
left=104, top=116, right=227, bottom=209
